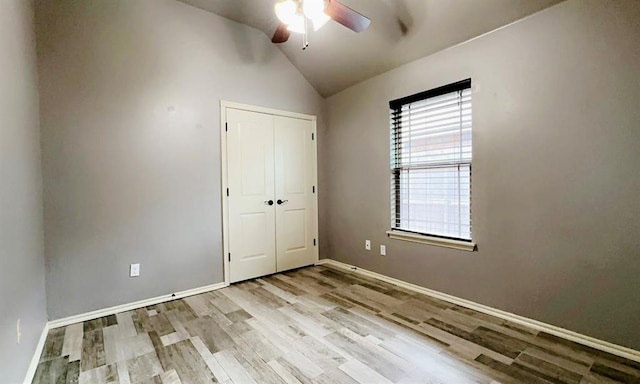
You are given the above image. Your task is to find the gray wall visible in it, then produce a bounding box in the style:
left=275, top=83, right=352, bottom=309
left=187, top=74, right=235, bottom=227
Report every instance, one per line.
left=35, top=0, right=325, bottom=319
left=0, top=1, right=48, bottom=382
left=323, top=0, right=640, bottom=349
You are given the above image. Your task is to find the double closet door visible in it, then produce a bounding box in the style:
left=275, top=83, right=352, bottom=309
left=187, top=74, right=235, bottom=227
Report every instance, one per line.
left=226, top=107, right=316, bottom=283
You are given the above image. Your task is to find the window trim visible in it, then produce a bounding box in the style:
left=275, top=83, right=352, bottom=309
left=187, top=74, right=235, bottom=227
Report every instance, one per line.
left=386, top=230, right=476, bottom=251
left=390, top=79, right=474, bottom=246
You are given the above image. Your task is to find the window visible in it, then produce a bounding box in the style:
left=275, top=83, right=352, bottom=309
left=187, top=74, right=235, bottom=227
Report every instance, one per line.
left=389, top=79, right=472, bottom=245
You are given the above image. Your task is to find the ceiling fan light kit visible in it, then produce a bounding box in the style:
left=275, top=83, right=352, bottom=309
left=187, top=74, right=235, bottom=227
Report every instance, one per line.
left=303, top=0, right=331, bottom=31
left=272, top=0, right=371, bottom=49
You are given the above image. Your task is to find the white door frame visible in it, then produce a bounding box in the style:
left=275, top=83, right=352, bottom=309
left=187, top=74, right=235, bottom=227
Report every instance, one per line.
left=220, top=100, right=319, bottom=286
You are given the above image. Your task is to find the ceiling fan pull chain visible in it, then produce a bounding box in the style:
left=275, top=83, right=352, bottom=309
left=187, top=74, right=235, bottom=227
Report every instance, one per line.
left=302, top=5, right=309, bottom=50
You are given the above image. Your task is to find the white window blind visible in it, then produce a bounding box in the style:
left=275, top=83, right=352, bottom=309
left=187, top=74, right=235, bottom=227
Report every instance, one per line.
left=390, top=79, right=472, bottom=241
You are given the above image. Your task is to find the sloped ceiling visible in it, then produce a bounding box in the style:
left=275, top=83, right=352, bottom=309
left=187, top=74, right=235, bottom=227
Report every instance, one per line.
left=178, top=0, right=563, bottom=97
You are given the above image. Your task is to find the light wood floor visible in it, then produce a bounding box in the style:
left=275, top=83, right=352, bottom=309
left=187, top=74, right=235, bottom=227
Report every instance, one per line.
left=33, top=265, right=640, bottom=384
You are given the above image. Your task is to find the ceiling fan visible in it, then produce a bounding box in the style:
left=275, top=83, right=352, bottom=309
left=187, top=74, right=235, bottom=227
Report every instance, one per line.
left=271, top=0, right=371, bottom=49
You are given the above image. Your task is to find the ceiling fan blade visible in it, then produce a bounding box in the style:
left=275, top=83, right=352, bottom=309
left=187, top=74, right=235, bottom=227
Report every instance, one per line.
left=271, top=23, right=291, bottom=43
left=325, top=0, right=371, bottom=33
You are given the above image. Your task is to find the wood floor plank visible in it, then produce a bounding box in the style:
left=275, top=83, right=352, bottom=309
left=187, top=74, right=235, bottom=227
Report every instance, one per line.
left=80, top=329, right=105, bottom=372
left=239, top=329, right=284, bottom=362
left=322, top=307, right=395, bottom=341
left=159, top=369, right=182, bottom=384
left=62, top=323, right=84, bottom=362
left=148, top=312, right=175, bottom=337
left=184, top=316, right=236, bottom=354
left=297, top=270, right=344, bottom=290
left=65, top=360, right=80, bottom=384
left=225, top=308, right=252, bottom=323
left=120, top=333, right=155, bottom=361
left=258, top=280, right=302, bottom=305
left=33, top=356, right=69, bottom=384
left=267, top=359, right=304, bottom=384
left=278, top=350, right=325, bottom=381
left=116, top=360, right=131, bottom=384
left=476, top=354, right=559, bottom=384
left=78, top=363, right=118, bottom=384
left=160, top=332, right=185, bottom=347
left=226, top=344, right=284, bottom=384
left=274, top=273, right=325, bottom=297
left=41, top=327, right=66, bottom=362
left=279, top=305, right=334, bottom=338
left=290, top=335, right=348, bottom=371
left=171, top=300, right=199, bottom=322
left=126, top=351, right=163, bottom=383
left=374, top=311, right=452, bottom=348
left=589, top=362, right=640, bottom=383
left=283, top=271, right=338, bottom=295
left=523, top=346, right=592, bottom=376
left=190, top=336, right=231, bottom=383
left=157, top=338, right=216, bottom=384
left=539, top=332, right=640, bottom=372
left=103, top=325, right=124, bottom=365
left=208, top=295, right=240, bottom=316
left=380, top=335, right=491, bottom=383
left=248, top=285, right=292, bottom=308
left=164, top=310, right=191, bottom=342
left=426, top=318, right=529, bottom=359
left=244, top=317, right=293, bottom=355
left=348, top=284, right=404, bottom=311
left=319, top=269, right=367, bottom=287
left=330, top=291, right=381, bottom=313
left=264, top=275, right=308, bottom=296
left=183, top=295, right=213, bottom=317
left=516, top=352, right=584, bottom=384
left=324, top=328, right=413, bottom=382
left=310, top=368, right=359, bottom=384
left=116, top=312, right=138, bottom=338
left=132, top=308, right=154, bottom=335
left=319, top=293, right=354, bottom=309
left=338, top=359, right=393, bottom=384
left=213, top=349, right=257, bottom=384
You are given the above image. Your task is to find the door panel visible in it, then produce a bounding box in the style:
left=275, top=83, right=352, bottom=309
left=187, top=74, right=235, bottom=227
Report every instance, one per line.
left=274, top=116, right=315, bottom=272
left=281, top=209, right=307, bottom=251
left=227, top=108, right=276, bottom=282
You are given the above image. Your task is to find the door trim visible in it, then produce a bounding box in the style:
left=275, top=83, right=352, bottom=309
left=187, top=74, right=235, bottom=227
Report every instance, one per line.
left=220, top=100, right=319, bottom=285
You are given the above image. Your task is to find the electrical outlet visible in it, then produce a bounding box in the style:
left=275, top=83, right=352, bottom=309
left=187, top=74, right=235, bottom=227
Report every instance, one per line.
left=17, top=318, right=22, bottom=344
left=130, top=263, right=140, bottom=277
left=365, top=240, right=371, bottom=250
left=380, top=245, right=386, bottom=256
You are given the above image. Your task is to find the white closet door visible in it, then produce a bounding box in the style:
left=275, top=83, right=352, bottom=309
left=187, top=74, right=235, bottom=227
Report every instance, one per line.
left=274, top=116, right=315, bottom=272
left=227, top=108, right=276, bottom=283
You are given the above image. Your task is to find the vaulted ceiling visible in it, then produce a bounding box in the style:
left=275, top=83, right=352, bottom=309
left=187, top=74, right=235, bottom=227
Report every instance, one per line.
left=178, top=0, right=563, bottom=97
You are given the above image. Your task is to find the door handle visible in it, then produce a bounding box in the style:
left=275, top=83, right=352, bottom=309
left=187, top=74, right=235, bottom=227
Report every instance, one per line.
left=277, top=199, right=288, bottom=205
left=265, top=200, right=274, bottom=206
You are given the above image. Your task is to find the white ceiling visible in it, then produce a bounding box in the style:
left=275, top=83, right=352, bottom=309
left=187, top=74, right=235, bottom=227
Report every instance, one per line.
left=178, top=0, right=563, bottom=97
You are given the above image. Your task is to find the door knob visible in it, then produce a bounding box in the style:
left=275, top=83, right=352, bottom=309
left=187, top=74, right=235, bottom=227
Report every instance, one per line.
left=265, top=200, right=274, bottom=206
left=277, top=199, right=288, bottom=205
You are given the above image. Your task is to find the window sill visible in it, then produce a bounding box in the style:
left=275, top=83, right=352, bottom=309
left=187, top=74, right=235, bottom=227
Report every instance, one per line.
left=386, top=230, right=476, bottom=252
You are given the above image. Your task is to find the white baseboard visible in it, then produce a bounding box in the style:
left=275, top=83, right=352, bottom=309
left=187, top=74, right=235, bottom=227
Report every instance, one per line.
left=316, top=258, right=640, bottom=363
left=48, top=282, right=228, bottom=329
left=23, top=322, right=50, bottom=384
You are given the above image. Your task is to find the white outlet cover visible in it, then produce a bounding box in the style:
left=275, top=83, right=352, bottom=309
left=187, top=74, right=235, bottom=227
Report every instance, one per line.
left=380, top=245, right=386, bottom=256
left=130, top=263, right=140, bottom=277
left=365, top=240, right=371, bottom=250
